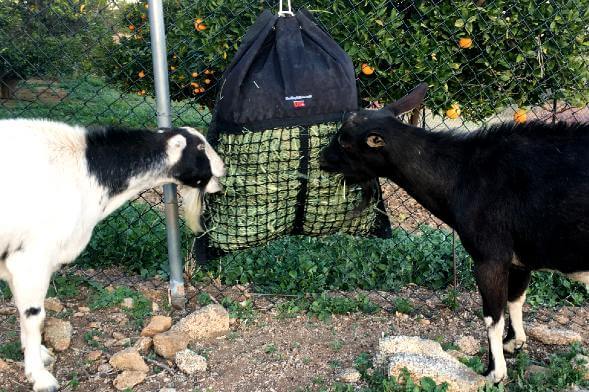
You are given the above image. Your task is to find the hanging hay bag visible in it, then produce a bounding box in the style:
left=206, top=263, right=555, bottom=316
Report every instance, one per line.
left=201, top=9, right=390, bottom=253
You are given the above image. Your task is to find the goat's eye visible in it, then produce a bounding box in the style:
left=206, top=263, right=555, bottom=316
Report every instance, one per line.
left=197, top=143, right=205, bottom=151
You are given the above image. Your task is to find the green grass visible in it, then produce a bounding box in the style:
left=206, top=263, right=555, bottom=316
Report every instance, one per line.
left=277, top=294, right=379, bottom=321
left=0, top=338, right=22, bottom=361
left=0, top=76, right=209, bottom=128
left=87, top=284, right=151, bottom=328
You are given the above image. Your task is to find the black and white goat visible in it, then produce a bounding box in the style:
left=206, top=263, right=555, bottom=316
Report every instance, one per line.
left=0, top=119, right=224, bottom=391
left=320, top=84, right=589, bottom=383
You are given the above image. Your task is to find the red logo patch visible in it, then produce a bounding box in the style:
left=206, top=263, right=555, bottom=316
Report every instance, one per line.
left=293, top=100, right=305, bottom=108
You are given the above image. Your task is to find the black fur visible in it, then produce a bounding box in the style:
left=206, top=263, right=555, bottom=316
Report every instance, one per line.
left=0, top=246, right=8, bottom=261
left=85, top=126, right=212, bottom=195
left=320, top=85, right=589, bottom=377
left=25, top=307, right=41, bottom=317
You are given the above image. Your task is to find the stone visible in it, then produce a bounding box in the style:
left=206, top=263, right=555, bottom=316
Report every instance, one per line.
left=336, top=367, right=361, bottom=383
left=113, top=370, right=147, bottom=390
left=175, top=349, right=207, bottom=374
left=455, top=335, right=480, bottom=356
left=44, top=297, right=64, bottom=313
left=378, top=336, right=486, bottom=392
left=43, top=317, right=72, bottom=352
left=528, top=323, right=583, bottom=345
left=141, top=316, right=172, bottom=337
left=86, top=350, right=103, bottom=362
left=112, top=332, right=126, bottom=340
left=0, top=306, right=16, bottom=315
left=87, top=322, right=101, bottom=329
left=524, top=365, right=550, bottom=380
left=134, top=336, right=153, bottom=354
left=152, top=302, right=160, bottom=313
left=121, top=297, right=134, bottom=309
left=115, top=338, right=131, bottom=347
left=171, top=304, right=229, bottom=341
left=159, top=389, right=177, bottom=392
left=153, top=331, right=190, bottom=359
left=97, top=363, right=113, bottom=373
left=109, top=348, right=149, bottom=372
left=78, top=306, right=90, bottom=313
left=0, top=358, right=10, bottom=371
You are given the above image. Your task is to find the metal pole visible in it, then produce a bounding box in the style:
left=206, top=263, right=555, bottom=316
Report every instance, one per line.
left=148, top=0, right=185, bottom=309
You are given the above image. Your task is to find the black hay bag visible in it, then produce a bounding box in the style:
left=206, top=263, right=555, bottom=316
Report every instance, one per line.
left=201, top=9, right=391, bottom=254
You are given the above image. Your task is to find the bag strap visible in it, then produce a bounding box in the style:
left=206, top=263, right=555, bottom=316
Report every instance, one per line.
left=278, top=0, right=294, bottom=17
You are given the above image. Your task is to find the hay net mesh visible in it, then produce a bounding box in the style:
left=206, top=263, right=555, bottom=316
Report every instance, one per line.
left=204, top=123, right=382, bottom=253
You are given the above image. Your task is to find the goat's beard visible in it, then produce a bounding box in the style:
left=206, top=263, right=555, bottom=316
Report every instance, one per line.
left=349, top=180, right=378, bottom=217
left=180, top=186, right=204, bottom=233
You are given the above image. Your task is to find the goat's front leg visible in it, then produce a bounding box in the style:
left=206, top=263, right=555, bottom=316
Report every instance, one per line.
left=9, top=255, right=58, bottom=392
left=474, top=259, right=510, bottom=384
left=503, top=267, right=531, bottom=354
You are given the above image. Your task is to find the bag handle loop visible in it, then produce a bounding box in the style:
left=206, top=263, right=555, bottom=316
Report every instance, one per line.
left=278, top=0, right=294, bottom=17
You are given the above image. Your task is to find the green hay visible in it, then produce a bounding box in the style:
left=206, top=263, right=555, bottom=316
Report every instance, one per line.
left=206, top=123, right=379, bottom=252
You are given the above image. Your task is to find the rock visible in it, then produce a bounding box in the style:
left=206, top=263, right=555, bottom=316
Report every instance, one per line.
left=113, top=370, right=146, bottom=390
left=113, top=332, right=126, bottom=340
left=109, top=348, right=149, bottom=372
left=418, top=318, right=431, bottom=326
left=43, top=317, right=72, bottom=352
left=153, top=331, right=190, bottom=359
left=336, top=367, right=361, bottom=383
left=78, top=306, right=90, bottom=313
left=97, top=363, right=113, bottom=373
left=524, top=364, right=550, bottom=380
left=159, top=389, right=177, bottom=392
left=0, top=306, right=16, bottom=315
left=171, top=304, right=229, bottom=341
left=73, top=312, right=85, bottom=317
left=378, top=336, right=486, bottom=392
left=87, top=322, right=101, bottom=329
left=121, top=297, right=134, bottom=309
left=104, top=338, right=118, bottom=348
left=152, top=302, right=160, bottom=313
left=528, top=323, right=583, bottom=345
left=0, top=358, right=10, bottom=371
left=455, top=336, right=480, bottom=356
left=141, top=316, right=172, bottom=337
left=44, top=297, right=64, bottom=313
left=115, top=338, right=131, bottom=347
left=175, top=349, right=207, bottom=375
left=86, top=350, right=103, bottom=362
left=134, top=336, right=153, bottom=354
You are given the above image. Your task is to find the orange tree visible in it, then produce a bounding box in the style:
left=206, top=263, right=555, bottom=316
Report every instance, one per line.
left=0, top=0, right=112, bottom=98
left=105, top=0, right=589, bottom=121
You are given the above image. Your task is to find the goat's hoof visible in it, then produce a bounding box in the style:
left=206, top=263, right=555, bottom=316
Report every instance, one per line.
left=484, top=369, right=507, bottom=385
left=40, top=345, right=55, bottom=366
left=503, top=339, right=526, bottom=355
left=32, top=370, right=59, bottom=392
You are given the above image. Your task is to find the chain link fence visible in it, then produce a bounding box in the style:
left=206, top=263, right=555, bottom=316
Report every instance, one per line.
left=1, top=0, right=588, bottom=388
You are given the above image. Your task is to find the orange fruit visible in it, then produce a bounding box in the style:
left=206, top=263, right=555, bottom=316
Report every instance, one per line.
left=129, top=24, right=135, bottom=31
left=137, top=90, right=146, bottom=96
left=170, top=66, right=176, bottom=71
left=446, top=103, right=461, bottom=119
left=138, top=70, right=145, bottom=78
left=204, top=78, right=211, bottom=84
left=514, top=109, right=527, bottom=123
left=361, top=63, right=374, bottom=75
left=80, top=4, right=85, bottom=12
left=197, top=24, right=207, bottom=31
left=191, top=72, right=198, bottom=78
left=190, top=82, right=199, bottom=88
left=458, top=37, right=473, bottom=49
left=198, top=87, right=205, bottom=93
left=196, top=18, right=203, bottom=24
left=144, top=3, right=148, bottom=8
left=204, top=69, right=211, bottom=75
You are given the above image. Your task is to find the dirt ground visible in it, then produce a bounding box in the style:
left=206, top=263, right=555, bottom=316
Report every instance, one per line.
left=1, top=274, right=587, bottom=392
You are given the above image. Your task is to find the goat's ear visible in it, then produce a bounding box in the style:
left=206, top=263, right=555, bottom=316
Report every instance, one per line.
left=386, top=83, right=428, bottom=116
left=366, top=132, right=386, bottom=148
left=166, top=134, right=187, bottom=164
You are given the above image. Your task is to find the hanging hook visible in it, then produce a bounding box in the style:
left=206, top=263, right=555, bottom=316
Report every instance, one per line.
left=278, top=0, right=294, bottom=17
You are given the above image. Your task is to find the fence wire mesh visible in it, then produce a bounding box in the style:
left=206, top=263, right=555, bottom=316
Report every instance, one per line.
left=1, top=0, right=588, bottom=390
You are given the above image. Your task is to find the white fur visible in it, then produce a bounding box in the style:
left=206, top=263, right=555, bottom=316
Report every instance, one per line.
left=486, top=316, right=507, bottom=384
left=0, top=119, right=222, bottom=391
left=504, top=292, right=527, bottom=354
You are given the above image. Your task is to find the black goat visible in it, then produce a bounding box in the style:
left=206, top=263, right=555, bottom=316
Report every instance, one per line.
left=320, top=83, right=589, bottom=383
